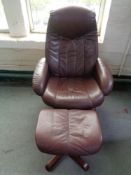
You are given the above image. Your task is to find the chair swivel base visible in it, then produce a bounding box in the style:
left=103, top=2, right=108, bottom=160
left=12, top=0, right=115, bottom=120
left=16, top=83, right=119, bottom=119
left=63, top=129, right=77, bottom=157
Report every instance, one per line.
left=45, top=155, right=89, bottom=171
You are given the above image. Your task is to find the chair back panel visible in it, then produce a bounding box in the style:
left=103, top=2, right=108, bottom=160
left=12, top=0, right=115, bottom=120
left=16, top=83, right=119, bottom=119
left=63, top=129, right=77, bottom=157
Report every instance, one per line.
left=45, top=6, right=98, bottom=77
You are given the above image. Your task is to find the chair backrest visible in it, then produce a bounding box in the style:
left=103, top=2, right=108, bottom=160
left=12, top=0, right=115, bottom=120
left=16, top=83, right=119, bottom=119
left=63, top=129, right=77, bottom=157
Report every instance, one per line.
left=45, top=6, right=98, bottom=77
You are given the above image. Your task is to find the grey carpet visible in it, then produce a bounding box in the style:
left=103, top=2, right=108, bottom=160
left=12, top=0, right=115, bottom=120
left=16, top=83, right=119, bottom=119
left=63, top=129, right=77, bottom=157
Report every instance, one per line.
left=0, top=85, right=131, bottom=175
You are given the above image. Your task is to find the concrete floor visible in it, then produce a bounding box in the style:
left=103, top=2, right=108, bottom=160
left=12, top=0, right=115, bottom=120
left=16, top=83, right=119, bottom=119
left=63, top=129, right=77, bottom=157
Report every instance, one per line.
left=0, top=84, right=131, bottom=175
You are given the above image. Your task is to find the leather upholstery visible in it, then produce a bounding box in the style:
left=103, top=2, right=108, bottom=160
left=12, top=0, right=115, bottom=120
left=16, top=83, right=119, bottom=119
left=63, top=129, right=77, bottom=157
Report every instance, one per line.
left=47, top=6, right=96, bottom=39
left=32, top=6, right=113, bottom=109
left=36, top=109, right=102, bottom=156
left=94, top=58, right=113, bottom=95
left=46, top=6, right=98, bottom=77
left=32, top=58, right=49, bottom=96
left=43, top=77, right=104, bottom=109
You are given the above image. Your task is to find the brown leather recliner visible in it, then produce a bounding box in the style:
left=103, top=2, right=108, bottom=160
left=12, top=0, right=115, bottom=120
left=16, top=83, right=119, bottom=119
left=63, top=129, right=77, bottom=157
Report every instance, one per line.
left=33, top=7, right=113, bottom=109
left=33, top=6, right=113, bottom=171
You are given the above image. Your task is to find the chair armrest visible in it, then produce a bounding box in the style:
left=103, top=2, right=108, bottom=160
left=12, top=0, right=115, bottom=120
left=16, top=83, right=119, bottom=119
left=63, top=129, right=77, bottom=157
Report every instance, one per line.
left=94, top=58, right=113, bottom=95
left=32, top=58, right=49, bottom=96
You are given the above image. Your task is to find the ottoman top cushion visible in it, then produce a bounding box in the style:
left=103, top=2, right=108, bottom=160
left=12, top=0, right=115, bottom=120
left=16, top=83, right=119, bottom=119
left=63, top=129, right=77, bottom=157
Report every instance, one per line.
left=36, top=109, right=102, bottom=156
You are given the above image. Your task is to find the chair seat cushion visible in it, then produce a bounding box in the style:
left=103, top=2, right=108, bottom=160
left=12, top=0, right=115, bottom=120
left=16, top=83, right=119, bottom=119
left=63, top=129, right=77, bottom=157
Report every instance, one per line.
left=43, top=77, right=104, bottom=109
left=35, top=109, right=102, bottom=156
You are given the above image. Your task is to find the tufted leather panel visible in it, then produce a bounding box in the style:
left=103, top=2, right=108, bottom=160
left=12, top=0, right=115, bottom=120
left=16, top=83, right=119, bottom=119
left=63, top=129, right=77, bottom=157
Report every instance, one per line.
left=45, top=6, right=98, bottom=77
left=43, top=77, right=104, bottom=109
left=46, top=32, right=98, bottom=77
left=36, top=109, right=102, bottom=156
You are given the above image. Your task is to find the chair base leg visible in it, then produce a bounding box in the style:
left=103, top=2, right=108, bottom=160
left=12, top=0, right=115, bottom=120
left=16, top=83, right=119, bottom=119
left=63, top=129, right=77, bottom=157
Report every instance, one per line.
left=70, top=156, right=89, bottom=171
left=45, top=155, right=89, bottom=171
left=45, top=155, right=63, bottom=171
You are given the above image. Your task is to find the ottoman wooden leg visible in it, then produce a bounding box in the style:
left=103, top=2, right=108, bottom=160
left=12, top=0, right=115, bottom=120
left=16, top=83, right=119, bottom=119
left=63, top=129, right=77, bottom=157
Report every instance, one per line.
left=45, top=155, right=63, bottom=171
left=70, top=156, right=89, bottom=171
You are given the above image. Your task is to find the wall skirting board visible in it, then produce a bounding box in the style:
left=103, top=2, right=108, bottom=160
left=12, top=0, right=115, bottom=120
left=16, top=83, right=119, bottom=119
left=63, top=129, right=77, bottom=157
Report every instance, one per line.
left=0, top=70, right=131, bottom=84
left=0, top=70, right=33, bottom=79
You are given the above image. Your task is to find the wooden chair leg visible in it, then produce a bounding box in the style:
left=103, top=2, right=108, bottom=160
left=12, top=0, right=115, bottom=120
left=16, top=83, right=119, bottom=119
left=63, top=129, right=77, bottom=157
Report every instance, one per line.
left=70, top=156, right=89, bottom=171
left=45, top=155, right=63, bottom=171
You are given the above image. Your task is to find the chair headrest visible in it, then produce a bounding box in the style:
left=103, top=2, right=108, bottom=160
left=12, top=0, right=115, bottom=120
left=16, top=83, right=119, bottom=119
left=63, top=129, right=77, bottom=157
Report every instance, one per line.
left=47, top=6, right=97, bottom=39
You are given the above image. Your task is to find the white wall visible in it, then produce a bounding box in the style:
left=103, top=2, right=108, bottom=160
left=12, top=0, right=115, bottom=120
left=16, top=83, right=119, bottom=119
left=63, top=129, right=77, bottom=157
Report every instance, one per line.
left=0, top=48, right=43, bottom=71
left=0, top=0, right=131, bottom=75
left=99, top=0, right=131, bottom=75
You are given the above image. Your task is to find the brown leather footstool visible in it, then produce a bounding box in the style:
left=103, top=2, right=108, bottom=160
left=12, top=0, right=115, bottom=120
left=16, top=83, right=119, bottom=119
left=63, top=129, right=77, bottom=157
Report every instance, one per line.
left=36, top=109, right=102, bottom=171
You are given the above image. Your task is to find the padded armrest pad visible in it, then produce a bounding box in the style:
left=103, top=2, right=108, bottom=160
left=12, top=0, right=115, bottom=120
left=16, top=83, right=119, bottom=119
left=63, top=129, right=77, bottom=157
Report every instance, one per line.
left=95, top=58, right=113, bottom=95
left=32, top=58, right=49, bottom=96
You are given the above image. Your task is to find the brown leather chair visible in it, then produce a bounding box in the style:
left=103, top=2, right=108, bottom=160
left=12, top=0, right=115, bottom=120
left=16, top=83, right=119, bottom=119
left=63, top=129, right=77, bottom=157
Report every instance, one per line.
left=33, top=6, right=113, bottom=171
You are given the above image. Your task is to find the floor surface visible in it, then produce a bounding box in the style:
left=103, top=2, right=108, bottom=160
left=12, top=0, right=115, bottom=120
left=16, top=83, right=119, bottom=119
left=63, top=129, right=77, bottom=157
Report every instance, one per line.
left=0, top=84, right=131, bottom=175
